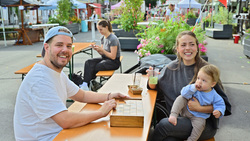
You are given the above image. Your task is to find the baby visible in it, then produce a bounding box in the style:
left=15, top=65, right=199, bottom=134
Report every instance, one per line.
left=168, top=64, right=226, bottom=141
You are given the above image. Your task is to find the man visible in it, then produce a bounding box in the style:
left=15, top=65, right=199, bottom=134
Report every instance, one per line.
left=91, top=11, right=98, bottom=30
left=14, top=26, right=128, bottom=141
left=165, top=3, right=180, bottom=22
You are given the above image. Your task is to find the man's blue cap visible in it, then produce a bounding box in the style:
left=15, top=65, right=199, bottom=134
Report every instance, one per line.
left=41, top=26, right=73, bottom=57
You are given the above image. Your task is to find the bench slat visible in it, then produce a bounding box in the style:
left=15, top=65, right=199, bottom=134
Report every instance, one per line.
left=96, top=70, right=115, bottom=77
left=14, top=63, right=36, bottom=74
left=96, top=56, right=123, bottom=77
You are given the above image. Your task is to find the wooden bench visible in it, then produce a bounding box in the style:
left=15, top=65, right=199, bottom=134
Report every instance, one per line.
left=14, top=62, right=36, bottom=80
left=203, top=137, right=215, bottom=141
left=96, top=56, right=123, bottom=84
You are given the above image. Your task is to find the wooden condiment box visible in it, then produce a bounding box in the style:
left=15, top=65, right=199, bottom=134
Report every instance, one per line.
left=128, top=85, right=143, bottom=95
left=110, top=100, right=144, bottom=128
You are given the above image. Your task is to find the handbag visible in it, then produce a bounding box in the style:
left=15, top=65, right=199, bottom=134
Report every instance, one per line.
left=69, top=71, right=84, bottom=86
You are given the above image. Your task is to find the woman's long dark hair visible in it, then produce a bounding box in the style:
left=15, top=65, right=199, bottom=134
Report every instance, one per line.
left=97, top=19, right=113, bottom=33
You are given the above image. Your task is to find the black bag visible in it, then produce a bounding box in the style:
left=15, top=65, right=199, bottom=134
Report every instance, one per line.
left=69, top=71, right=84, bottom=86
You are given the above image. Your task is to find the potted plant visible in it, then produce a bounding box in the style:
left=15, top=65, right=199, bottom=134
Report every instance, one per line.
left=206, top=6, right=233, bottom=39
left=113, top=0, right=144, bottom=50
left=48, top=0, right=80, bottom=34
left=201, top=14, right=212, bottom=30
left=118, top=0, right=144, bottom=35
left=135, top=19, right=208, bottom=61
left=110, top=18, right=121, bottom=29
left=186, top=11, right=197, bottom=26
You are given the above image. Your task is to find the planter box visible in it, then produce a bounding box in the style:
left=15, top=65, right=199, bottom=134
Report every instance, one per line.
left=243, top=32, right=250, bottom=58
left=112, top=24, right=119, bottom=29
left=187, top=18, right=197, bottom=26
left=119, top=37, right=140, bottom=50
left=64, top=23, right=80, bottom=34
left=206, top=23, right=232, bottom=39
left=113, top=29, right=138, bottom=37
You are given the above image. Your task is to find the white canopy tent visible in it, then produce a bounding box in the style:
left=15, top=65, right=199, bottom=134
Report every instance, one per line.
left=39, top=0, right=86, bottom=20
left=39, top=0, right=86, bottom=10
left=177, top=0, right=202, bottom=9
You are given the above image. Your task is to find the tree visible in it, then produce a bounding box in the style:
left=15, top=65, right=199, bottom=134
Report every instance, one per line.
left=56, top=0, right=75, bottom=22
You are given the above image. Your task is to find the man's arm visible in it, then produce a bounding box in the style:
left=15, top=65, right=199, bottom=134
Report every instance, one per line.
left=51, top=99, right=116, bottom=129
left=52, top=90, right=129, bottom=129
left=70, top=89, right=109, bottom=103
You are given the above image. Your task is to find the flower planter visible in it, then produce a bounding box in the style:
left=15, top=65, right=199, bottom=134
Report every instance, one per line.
left=187, top=18, right=197, bottom=26
left=206, top=23, right=232, bottom=39
left=113, top=29, right=138, bottom=37
left=119, top=37, right=140, bottom=50
left=113, top=29, right=139, bottom=50
left=243, top=32, right=250, bottom=58
left=64, top=23, right=80, bottom=34
left=112, top=24, right=119, bottom=29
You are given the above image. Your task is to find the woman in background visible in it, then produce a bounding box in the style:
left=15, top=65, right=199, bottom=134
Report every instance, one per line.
left=80, top=19, right=121, bottom=91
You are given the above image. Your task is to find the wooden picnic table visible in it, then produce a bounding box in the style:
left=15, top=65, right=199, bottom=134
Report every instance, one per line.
left=54, top=74, right=157, bottom=141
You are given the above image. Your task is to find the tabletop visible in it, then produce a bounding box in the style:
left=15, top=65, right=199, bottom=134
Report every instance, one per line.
left=72, top=42, right=93, bottom=54
left=54, top=74, right=157, bottom=141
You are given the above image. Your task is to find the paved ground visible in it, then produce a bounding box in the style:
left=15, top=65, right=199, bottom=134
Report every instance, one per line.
left=0, top=30, right=249, bottom=141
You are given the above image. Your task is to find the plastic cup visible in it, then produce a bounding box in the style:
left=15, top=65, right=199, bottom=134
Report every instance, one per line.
left=132, top=73, right=142, bottom=86
left=149, top=69, right=159, bottom=85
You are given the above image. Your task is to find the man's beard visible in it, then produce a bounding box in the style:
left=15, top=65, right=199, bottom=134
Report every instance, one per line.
left=50, top=56, right=69, bottom=69
left=50, top=60, right=65, bottom=69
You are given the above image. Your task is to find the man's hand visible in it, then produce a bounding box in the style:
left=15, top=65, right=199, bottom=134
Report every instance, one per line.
left=98, top=99, right=117, bottom=117
left=213, top=110, right=222, bottom=118
left=109, top=92, right=130, bottom=100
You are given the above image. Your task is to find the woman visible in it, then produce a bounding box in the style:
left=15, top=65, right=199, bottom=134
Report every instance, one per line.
left=148, top=31, right=231, bottom=141
left=80, top=19, right=121, bottom=91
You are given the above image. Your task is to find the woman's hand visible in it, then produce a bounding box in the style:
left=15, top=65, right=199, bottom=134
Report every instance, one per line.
left=188, top=97, right=214, bottom=113
left=98, top=99, right=117, bottom=117
left=146, top=66, right=160, bottom=89
left=92, top=45, right=104, bottom=55
left=187, top=97, right=201, bottom=111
